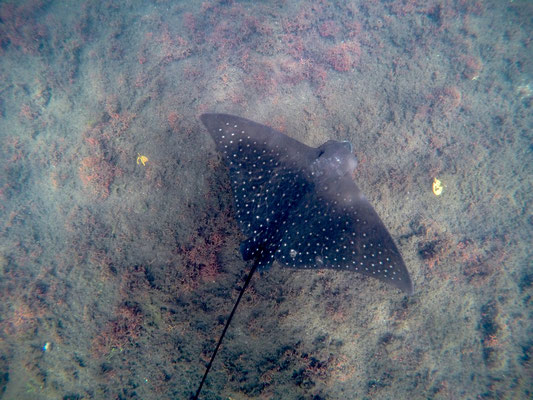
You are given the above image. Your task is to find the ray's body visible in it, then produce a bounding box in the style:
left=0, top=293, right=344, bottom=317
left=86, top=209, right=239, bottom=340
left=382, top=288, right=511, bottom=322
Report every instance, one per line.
left=194, top=113, right=413, bottom=399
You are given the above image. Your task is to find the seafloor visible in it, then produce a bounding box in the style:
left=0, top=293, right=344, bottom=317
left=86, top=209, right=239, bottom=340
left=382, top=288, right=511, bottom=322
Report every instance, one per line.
left=0, top=0, right=531, bottom=399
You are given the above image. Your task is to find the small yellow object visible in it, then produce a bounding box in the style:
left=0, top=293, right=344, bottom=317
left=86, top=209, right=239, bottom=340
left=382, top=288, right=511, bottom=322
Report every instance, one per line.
left=432, top=178, right=443, bottom=196
left=136, top=153, right=148, bottom=166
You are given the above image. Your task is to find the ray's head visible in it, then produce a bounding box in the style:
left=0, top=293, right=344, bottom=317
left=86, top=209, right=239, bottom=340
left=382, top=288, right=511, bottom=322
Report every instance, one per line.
left=311, top=140, right=358, bottom=179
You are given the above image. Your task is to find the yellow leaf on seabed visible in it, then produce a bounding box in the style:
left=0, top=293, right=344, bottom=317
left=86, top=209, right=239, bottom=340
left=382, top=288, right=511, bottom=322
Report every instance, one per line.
left=432, top=178, right=443, bottom=196
left=136, top=153, right=148, bottom=166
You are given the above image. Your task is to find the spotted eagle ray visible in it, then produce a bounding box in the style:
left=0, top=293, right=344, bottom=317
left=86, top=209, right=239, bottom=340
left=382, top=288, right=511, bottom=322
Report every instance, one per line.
left=194, top=113, right=413, bottom=398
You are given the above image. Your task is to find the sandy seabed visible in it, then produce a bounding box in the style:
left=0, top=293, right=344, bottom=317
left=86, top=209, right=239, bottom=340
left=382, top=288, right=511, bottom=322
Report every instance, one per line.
left=0, top=1, right=531, bottom=399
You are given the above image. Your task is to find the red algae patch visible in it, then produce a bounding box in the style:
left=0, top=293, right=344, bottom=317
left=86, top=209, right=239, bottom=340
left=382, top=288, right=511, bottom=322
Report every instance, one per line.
left=318, top=20, right=340, bottom=38
left=326, top=41, right=361, bottom=72
left=78, top=156, right=117, bottom=200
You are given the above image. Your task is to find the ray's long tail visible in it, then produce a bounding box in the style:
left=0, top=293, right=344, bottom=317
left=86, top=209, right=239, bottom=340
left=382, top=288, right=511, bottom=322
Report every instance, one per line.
left=193, top=260, right=260, bottom=399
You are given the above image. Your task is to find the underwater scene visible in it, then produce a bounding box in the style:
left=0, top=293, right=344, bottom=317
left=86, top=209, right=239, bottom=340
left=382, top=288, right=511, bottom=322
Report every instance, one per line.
left=0, top=0, right=531, bottom=399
